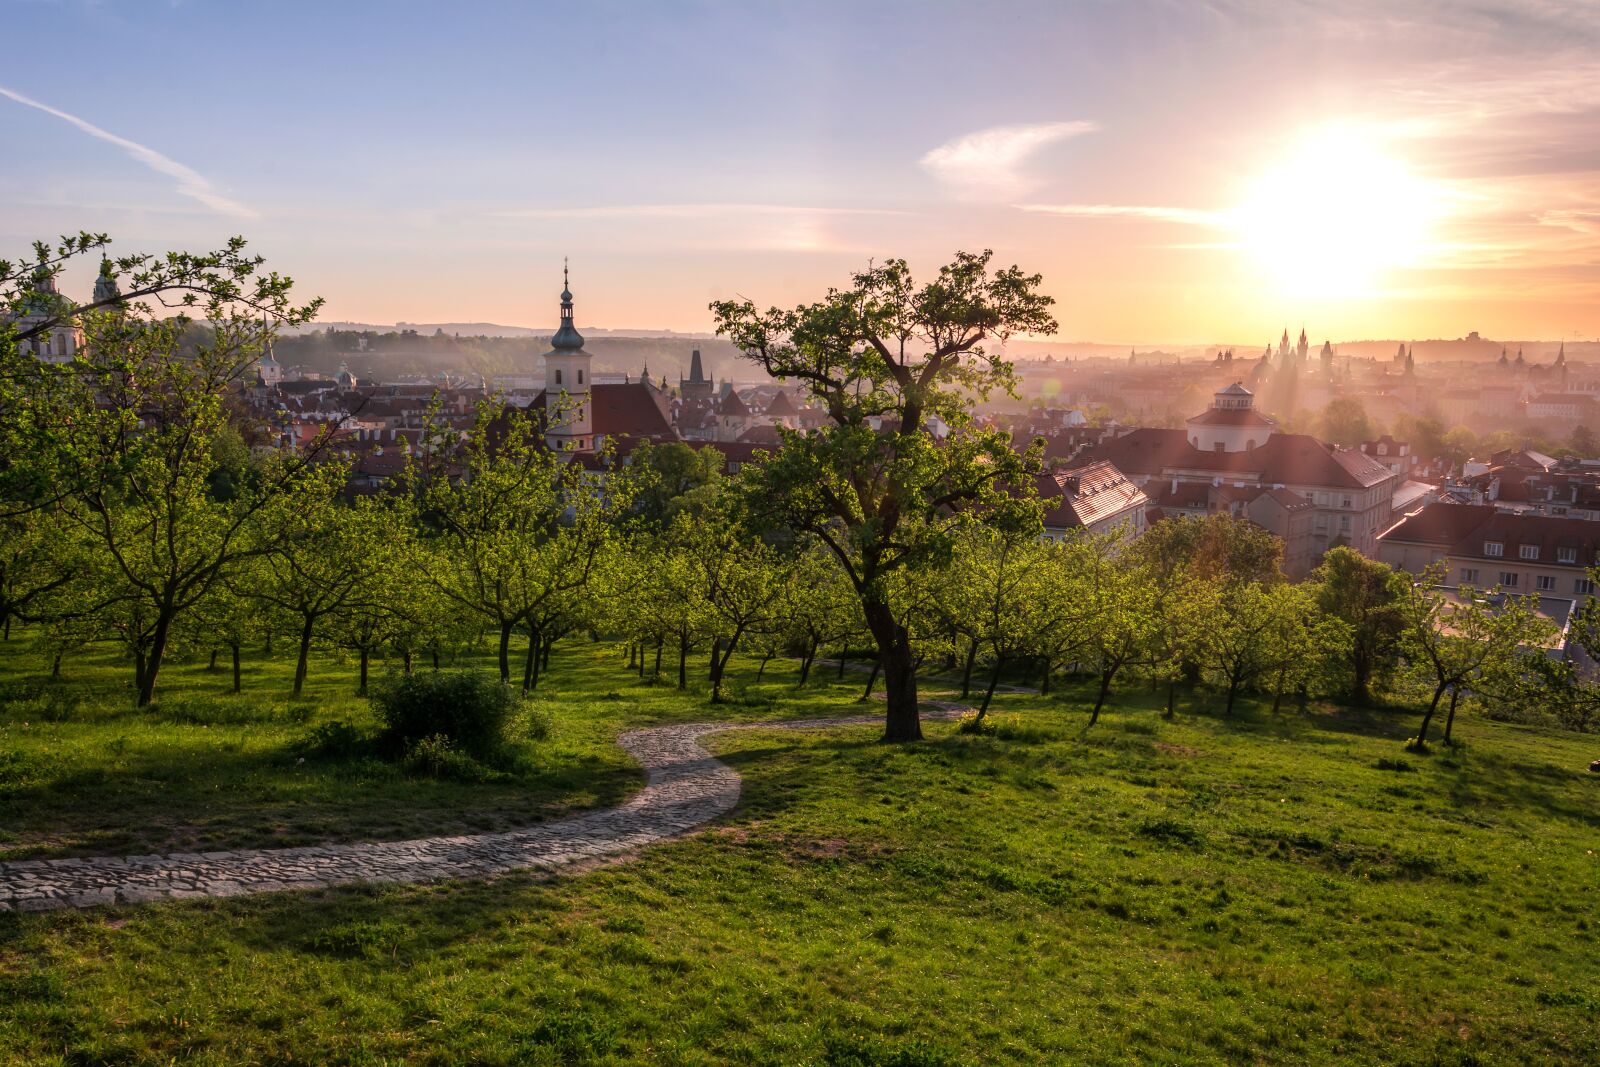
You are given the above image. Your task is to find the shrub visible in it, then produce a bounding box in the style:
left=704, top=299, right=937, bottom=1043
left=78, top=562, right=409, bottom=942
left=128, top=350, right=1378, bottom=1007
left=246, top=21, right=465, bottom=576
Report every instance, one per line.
left=370, top=670, right=522, bottom=759
left=402, top=734, right=493, bottom=782
left=956, top=711, right=996, bottom=736
left=300, top=720, right=371, bottom=761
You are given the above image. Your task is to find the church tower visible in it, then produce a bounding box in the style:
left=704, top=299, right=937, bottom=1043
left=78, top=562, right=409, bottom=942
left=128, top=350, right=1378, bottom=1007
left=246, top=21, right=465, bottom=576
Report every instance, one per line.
left=543, top=264, right=593, bottom=451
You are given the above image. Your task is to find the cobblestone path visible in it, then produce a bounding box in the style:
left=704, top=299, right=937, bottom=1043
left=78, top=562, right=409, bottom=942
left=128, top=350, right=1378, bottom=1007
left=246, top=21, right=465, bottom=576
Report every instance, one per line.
left=0, top=702, right=969, bottom=912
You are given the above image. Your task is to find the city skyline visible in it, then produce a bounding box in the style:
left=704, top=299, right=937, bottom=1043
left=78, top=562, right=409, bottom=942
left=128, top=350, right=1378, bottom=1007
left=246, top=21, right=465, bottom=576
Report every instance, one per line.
left=3, top=0, right=1598, bottom=344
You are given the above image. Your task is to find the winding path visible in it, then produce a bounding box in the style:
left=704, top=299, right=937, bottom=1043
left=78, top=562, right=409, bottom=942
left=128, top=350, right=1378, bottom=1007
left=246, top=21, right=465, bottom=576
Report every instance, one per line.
left=0, top=703, right=969, bottom=912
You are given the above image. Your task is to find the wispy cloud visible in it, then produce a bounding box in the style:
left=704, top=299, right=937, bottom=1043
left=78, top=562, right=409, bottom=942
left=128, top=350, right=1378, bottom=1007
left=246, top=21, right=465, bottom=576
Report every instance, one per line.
left=1018, top=202, right=1224, bottom=226
left=0, top=84, right=255, bottom=219
left=488, top=203, right=905, bottom=221
left=920, top=121, right=1098, bottom=198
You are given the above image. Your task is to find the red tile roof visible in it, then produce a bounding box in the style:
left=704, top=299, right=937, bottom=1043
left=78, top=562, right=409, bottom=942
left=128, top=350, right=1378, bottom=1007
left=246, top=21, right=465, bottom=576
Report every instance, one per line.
left=1078, top=428, right=1395, bottom=490
left=1186, top=407, right=1275, bottom=427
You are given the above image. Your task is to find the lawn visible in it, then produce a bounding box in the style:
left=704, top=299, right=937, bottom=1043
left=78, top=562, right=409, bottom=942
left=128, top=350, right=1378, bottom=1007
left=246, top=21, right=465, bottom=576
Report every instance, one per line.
left=1, top=632, right=1597, bottom=1065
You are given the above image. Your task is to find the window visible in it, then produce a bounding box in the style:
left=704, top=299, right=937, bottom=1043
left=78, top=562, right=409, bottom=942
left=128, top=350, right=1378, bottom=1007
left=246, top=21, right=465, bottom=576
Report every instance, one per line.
left=1557, top=547, right=1577, bottom=564
left=555, top=369, right=563, bottom=385
left=1339, top=516, right=1350, bottom=532
left=1519, top=544, right=1539, bottom=560
left=1341, top=495, right=1353, bottom=509
left=1498, top=572, right=1519, bottom=588
left=1378, top=444, right=1388, bottom=456
left=1459, top=568, right=1478, bottom=585
left=1214, top=442, right=1225, bottom=452
left=1536, top=575, right=1557, bottom=591
left=1578, top=578, right=1596, bottom=596
left=577, top=369, right=584, bottom=385
left=1484, top=541, right=1503, bottom=557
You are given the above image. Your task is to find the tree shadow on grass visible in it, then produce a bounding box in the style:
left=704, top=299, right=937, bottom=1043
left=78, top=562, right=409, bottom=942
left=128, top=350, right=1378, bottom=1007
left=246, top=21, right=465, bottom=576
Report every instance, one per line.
left=1, top=741, right=641, bottom=860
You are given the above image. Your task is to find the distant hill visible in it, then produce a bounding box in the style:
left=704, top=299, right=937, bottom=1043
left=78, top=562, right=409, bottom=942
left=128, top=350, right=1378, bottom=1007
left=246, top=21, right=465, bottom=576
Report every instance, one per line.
left=298, top=321, right=719, bottom=341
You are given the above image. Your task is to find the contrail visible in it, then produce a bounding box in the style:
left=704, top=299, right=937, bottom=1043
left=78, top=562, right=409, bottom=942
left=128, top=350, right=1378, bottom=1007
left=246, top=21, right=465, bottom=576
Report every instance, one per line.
left=0, top=84, right=256, bottom=219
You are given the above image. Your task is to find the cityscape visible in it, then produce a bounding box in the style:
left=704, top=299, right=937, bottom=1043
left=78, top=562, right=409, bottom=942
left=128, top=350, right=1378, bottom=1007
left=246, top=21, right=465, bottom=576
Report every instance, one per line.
left=1, top=1, right=1598, bottom=1064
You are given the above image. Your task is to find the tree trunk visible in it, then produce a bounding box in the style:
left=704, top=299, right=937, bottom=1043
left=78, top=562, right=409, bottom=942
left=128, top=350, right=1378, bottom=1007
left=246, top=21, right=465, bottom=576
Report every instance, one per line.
left=50, top=651, right=62, bottom=679
left=1164, top=679, right=1176, bottom=719
left=1224, top=674, right=1240, bottom=717
left=678, top=632, right=688, bottom=689
left=838, top=646, right=847, bottom=679
left=960, top=637, right=978, bottom=699
left=756, top=652, right=773, bottom=682
left=1443, top=687, right=1463, bottom=745
left=208, top=648, right=218, bottom=671
left=232, top=645, right=242, bottom=694
left=3, top=616, right=9, bottom=640
left=1271, top=665, right=1287, bottom=716
left=654, top=637, right=663, bottom=681
left=136, top=612, right=176, bottom=708
left=1351, top=654, right=1371, bottom=706
left=864, top=599, right=920, bottom=742
left=1088, top=667, right=1114, bottom=726
left=431, top=649, right=440, bottom=670
left=709, top=637, right=724, bottom=701
left=496, top=620, right=514, bottom=684
left=979, top=655, right=1005, bottom=715
left=860, top=657, right=882, bottom=702
left=628, top=642, right=639, bottom=670
left=541, top=634, right=553, bottom=671
left=292, top=615, right=314, bottom=698
left=358, top=648, right=370, bottom=696
left=403, top=649, right=413, bottom=675
left=1415, top=684, right=1446, bottom=747
left=798, top=637, right=818, bottom=686
left=1040, top=658, right=1052, bottom=696
left=522, top=628, right=539, bottom=692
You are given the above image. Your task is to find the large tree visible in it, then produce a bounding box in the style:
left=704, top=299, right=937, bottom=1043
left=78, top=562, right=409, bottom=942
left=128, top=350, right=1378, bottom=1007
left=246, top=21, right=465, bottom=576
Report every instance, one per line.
left=712, top=251, right=1056, bottom=741
left=1311, top=546, right=1406, bottom=703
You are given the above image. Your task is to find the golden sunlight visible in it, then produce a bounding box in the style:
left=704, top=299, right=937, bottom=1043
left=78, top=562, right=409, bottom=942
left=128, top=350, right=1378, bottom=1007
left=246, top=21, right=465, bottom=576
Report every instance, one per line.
left=1229, top=126, right=1440, bottom=299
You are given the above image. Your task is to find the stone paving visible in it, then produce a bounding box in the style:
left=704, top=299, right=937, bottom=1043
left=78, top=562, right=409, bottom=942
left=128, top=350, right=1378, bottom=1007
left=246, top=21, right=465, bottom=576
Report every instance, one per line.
left=0, top=702, right=970, bottom=913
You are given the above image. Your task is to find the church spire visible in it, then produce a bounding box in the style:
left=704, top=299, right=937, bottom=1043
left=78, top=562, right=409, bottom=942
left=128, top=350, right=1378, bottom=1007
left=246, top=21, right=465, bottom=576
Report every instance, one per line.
left=550, top=261, right=584, bottom=351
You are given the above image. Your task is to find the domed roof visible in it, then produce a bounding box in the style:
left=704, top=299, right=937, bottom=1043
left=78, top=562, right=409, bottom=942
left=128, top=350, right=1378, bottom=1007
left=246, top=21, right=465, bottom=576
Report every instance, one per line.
left=547, top=264, right=586, bottom=353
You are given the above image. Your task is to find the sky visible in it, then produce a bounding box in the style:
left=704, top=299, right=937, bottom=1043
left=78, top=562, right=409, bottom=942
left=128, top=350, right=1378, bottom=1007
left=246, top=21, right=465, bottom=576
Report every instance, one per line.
left=2, top=0, right=1598, bottom=345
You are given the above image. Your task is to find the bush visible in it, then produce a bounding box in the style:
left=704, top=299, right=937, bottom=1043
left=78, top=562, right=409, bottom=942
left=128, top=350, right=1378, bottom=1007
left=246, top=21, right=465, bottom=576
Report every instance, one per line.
left=402, top=734, right=494, bottom=782
left=370, top=670, right=523, bottom=759
left=300, top=719, right=371, bottom=761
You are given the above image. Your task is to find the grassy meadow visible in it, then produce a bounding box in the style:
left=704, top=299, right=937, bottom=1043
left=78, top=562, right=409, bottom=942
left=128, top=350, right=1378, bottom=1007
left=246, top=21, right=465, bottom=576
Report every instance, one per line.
left=1, top=631, right=1597, bottom=1065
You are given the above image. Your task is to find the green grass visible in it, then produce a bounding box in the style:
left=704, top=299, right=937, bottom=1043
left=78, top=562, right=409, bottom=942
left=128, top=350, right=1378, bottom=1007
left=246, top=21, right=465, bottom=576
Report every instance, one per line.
left=1, top=632, right=1597, bottom=1064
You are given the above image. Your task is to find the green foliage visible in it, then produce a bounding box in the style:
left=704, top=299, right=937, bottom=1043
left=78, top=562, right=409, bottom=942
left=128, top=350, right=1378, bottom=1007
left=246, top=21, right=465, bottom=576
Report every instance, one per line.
left=370, top=669, right=524, bottom=760
left=713, top=251, right=1056, bottom=740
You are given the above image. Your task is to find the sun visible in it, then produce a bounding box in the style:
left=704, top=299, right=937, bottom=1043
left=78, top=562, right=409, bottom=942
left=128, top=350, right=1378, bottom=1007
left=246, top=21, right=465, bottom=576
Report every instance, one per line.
left=1228, top=126, right=1439, bottom=299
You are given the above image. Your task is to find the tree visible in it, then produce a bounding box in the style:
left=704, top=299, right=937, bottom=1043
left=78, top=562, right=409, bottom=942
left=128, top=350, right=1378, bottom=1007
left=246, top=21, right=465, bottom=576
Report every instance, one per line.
left=1311, top=547, right=1407, bottom=703
left=1396, top=568, right=1556, bottom=748
left=937, top=527, right=1048, bottom=718
left=1130, top=513, right=1283, bottom=587
left=713, top=251, right=1056, bottom=741
left=248, top=479, right=393, bottom=697
left=1318, top=397, right=1375, bottom=447
left=51, top=302, right=322, bottom=706
left=1570, top=424, right=1598, bottom=457
left=0, top=509, right=81, bottom=637
left=682, top=499, right=789, bottom=703
left=782, top=546, right=862, bottom=687
left=181, top=579, right=262, bottom=694
left=627, top=439, right=723, bottom=526
left=2, top=234, right=324, bottom=519
left=411, top=404, right=622, bottom=687
left=1075, top=547, right=1159, bottom=726
left=1139, top=566, right=1213, bottom=718
left=1195, top=579, right=1311, bottom=716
